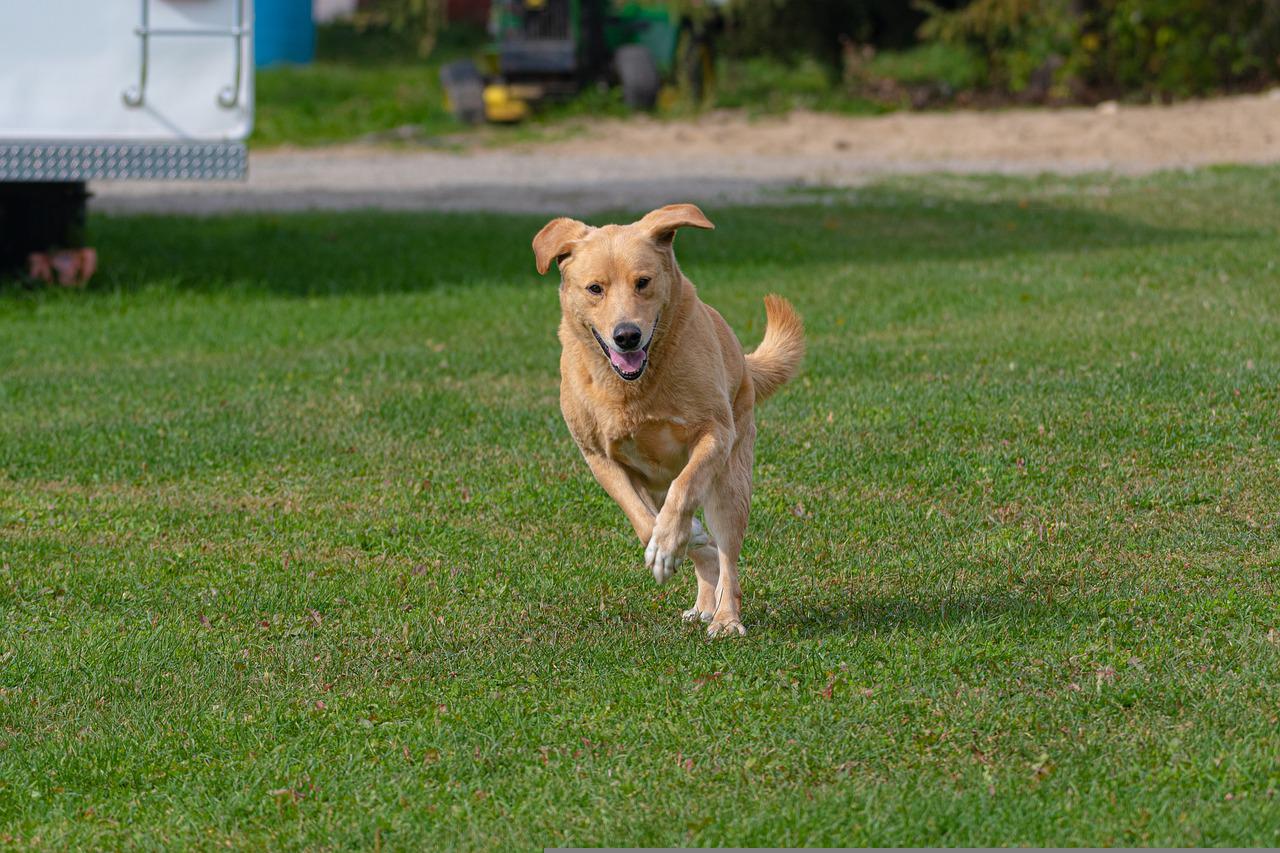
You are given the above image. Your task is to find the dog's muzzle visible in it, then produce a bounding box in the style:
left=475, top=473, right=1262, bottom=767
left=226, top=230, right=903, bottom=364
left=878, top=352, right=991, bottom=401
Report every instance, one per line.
left=591, top=313, right=659, bottom=381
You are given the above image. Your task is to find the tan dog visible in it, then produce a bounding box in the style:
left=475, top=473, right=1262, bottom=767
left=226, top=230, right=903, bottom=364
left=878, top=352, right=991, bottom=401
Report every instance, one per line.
left=533, top=204, right=804, bottom=637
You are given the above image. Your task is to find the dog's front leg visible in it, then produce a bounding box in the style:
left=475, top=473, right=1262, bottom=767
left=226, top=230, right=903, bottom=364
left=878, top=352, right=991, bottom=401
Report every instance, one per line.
left=583, top=450, right=715, bottom=582
left=645, top=425, right=732, bottom=584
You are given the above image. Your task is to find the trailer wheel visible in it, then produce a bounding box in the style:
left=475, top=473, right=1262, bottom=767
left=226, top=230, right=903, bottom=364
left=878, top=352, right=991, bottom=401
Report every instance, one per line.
left=440, top=60, right=486, bottom=125
left=615, top=45, right=659, bottom=111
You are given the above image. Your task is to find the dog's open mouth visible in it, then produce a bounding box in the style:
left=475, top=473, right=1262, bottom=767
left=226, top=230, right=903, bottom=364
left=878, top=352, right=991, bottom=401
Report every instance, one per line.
left=592, top=326, right=650, bottom=381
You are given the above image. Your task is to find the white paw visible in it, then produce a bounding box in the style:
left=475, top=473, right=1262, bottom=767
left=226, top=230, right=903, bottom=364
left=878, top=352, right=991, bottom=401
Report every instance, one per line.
left=645, top=512, right=694, bottom=585
left=644, top=534, right=681, bottom=584
left=682, top=606, right=713, bottom=624
left=707, top=617, right=747, bottom=638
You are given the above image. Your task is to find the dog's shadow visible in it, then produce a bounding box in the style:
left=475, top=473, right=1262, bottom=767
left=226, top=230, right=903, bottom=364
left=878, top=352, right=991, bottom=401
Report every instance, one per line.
left=757, top=587, right=1063, bottom=640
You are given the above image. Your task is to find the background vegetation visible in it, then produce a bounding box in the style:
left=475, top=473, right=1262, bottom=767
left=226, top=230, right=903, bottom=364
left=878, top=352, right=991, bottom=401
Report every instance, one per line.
left=251, top=0, right=1280, bottom=147
left=918, top=0, right=1280, bottom=100
left=721, top=0, right=1280, bottom=103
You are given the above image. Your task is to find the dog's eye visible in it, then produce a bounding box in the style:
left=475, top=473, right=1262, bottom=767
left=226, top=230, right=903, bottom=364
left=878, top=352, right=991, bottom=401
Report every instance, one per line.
left=636, top=277, right=651, bottom=291
left=586, top=283, right=604, bottom=296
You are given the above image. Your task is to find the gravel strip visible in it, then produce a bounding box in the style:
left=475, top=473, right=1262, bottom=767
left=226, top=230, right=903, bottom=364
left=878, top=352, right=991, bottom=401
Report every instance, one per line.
left=92, top=91, right=1280, bottom=215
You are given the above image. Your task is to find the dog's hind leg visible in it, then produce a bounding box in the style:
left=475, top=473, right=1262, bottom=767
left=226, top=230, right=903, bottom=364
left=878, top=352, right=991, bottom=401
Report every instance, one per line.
left=702, top=419, right=755, bottom=638
left=642, top=488, right=719, bottom=623
left=683, top=539, right=720, bottom=623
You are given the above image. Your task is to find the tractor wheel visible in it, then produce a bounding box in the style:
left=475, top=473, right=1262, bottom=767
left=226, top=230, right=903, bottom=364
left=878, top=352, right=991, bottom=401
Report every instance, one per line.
left=440, top=60, right=486, bottom=125
left=615, top=45, right=659, bottom=111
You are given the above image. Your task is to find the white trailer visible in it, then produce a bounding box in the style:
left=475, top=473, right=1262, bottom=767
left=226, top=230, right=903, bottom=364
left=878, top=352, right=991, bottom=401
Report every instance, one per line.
left=0, top=0, right=254, bottom=277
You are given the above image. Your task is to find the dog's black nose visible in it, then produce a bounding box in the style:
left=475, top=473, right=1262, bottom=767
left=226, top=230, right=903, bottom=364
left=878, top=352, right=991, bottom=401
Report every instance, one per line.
left=612, top=322, right=642, bottom=351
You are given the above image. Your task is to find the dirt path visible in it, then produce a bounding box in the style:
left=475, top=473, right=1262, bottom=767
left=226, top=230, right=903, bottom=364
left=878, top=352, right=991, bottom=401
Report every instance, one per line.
left=93, top=91, right=1280, bottom=215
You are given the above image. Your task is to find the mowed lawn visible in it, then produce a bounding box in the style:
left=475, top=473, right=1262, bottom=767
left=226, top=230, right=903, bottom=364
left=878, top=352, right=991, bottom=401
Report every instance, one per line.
left=2, top=168, right=1280, bottom=848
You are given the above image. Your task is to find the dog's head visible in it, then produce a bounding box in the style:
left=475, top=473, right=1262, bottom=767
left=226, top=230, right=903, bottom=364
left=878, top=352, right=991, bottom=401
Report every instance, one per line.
left=532, top=203, right=714, bottom=382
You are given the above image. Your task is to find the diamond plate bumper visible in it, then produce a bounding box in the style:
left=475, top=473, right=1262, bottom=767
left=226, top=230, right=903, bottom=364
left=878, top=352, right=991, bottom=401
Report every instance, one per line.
left=0, top=141, right=246, bottom=181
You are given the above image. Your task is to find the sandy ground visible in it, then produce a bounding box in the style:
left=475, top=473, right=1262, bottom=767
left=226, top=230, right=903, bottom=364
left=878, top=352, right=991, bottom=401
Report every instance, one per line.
left=92, top=90, right=1280, bottom=215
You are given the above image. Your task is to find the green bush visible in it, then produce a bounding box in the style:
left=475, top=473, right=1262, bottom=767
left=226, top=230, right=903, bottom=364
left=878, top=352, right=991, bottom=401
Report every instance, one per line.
left=919, top=0, right=1280, bottom=98
left=917, top=0, right=1082, bottom=94
left=352, top=0, right=446, bottom=57
left=1095, top=0, right=1280, bottom=96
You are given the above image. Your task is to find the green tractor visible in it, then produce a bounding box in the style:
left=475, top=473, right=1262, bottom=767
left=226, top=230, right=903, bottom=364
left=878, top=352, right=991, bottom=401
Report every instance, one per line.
left=441, top=0, right=722, bottom=123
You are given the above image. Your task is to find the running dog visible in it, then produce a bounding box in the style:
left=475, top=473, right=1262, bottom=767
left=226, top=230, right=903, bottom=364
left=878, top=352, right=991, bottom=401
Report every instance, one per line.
left=533, top=204, right=804, bottom=637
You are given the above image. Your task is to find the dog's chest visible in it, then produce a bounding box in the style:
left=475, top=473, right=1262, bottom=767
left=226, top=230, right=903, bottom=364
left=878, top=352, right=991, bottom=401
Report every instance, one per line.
left=607, top=420, right=690, bottom=485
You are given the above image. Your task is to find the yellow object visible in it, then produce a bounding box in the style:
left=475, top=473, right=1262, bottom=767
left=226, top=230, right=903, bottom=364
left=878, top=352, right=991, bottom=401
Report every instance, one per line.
left=483, top=85, right=531, bottom=123
left=525, top=0, right=546, bottom=8
left=657, top=85, right=678, bottom=112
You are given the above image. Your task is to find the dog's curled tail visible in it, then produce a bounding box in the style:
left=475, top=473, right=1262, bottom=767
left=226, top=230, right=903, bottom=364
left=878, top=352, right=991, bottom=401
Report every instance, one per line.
left=746, top=294, right=805, bottom=402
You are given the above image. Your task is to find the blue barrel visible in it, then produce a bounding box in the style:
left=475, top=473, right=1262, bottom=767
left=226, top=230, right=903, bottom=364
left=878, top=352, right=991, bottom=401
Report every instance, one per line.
left=254, top=0, right=316, bottom=66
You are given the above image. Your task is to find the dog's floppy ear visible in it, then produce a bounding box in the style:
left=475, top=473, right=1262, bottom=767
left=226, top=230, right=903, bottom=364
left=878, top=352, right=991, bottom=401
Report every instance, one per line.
left=532, top=217, right=590, bottom=275
left=637, top=203, right=714, bottom=246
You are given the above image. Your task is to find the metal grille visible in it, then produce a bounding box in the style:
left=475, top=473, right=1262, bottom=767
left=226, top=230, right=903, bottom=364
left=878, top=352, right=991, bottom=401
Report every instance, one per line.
left=522, top=0, right=570, bottom=40
left=0, top=141, right=246, bottom=181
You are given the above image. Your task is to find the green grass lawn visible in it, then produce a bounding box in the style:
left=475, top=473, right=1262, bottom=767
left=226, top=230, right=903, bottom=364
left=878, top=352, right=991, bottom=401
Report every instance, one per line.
left=3, top=168, right=1280, bottom=847
left=250, top=24, right=477, bottom=148
left=253, top=60, right=461, bottom=148
left=251, top=47, right=883, bottom=149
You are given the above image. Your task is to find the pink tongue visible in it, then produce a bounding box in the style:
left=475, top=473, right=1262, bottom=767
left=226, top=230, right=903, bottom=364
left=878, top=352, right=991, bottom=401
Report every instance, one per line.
left=609, top=348, right=646, bottom=373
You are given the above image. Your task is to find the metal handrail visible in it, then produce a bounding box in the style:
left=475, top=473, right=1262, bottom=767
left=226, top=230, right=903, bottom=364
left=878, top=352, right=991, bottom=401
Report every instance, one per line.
left=121, top=0, right=150, bottom=107
left=140, top=27, right=249, bottom=37
left=122, top=0, right=249, bottom=109
left=218, top=0, right=247, bottom=108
